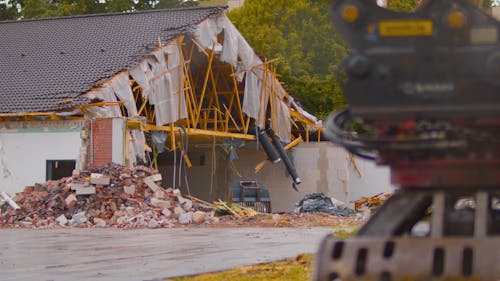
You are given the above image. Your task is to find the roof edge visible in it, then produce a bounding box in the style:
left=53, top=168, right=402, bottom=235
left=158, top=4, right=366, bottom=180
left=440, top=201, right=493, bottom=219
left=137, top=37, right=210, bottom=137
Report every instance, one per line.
left=0, top=6, right=228, bottom=24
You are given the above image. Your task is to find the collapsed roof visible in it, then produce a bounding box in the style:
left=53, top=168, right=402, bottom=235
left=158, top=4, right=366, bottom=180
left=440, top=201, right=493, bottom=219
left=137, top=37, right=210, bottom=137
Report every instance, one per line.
left=0, top=7, right=225, bottom=113
left=0, top=6, right=322, bottom=166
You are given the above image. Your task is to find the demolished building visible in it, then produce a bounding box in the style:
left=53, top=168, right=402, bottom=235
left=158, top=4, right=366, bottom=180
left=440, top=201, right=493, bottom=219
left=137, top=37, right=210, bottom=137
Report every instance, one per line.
left=0, top=6, right=351, bottom=211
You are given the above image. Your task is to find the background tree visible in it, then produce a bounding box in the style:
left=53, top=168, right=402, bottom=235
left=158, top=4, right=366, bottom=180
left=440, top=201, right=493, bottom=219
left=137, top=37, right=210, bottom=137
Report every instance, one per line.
left=3, top=0, right=205, bottom=19
left=0, top=0, right=18, bottom=20
left=229, top=0, right=347, bottom=118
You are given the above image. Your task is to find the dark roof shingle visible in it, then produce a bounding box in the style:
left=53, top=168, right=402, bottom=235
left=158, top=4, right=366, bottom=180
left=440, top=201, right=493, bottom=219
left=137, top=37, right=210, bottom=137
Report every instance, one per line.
left=0, top=7, right=225, bottom=113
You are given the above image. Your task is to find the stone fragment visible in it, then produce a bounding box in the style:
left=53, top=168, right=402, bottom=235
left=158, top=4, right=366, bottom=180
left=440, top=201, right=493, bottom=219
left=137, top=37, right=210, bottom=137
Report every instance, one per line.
left=148, top=219, right=159, bottom=228
left=76, top=186, right=96, bottom=196
left=34, top=183, right=47, bottom=192
left=172, top=189, right=181, bottom=197
left=143, top=177, right=161, bottom=192
left=116, top=216, right=127, bottom=225
left=90, top=173, right=110, bottom=185
left=56, top=215, right=68, bottom=226
left=192, top=211, right=206, bottom=224
left=154, top=190, right=165, bottom=199
left=178, top=212, right=192, bottom=224
left=70, top=181, right=89, bottom=191
left=161, top=208, right=172, bottom=217
left=93, top=218, right=106, bottom=228
left=148, top=173, right=162, bottom=182
left=65, top=194, right=77, bottom=208
left=178, top=196, right=193, bottom=211
left=173, top=206, right=185, bottom=218
left=150, top=198, right=171, bottom=209
left=69, top=212, right=87, bottom=226
left=123, top=185, right=136, bottom=195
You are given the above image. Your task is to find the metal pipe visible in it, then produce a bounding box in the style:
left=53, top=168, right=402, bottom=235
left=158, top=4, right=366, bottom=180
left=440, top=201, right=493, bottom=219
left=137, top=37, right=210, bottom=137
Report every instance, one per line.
left=256, top=127, right=281, bottom=163
left=267, top=128, right=301, bottom=185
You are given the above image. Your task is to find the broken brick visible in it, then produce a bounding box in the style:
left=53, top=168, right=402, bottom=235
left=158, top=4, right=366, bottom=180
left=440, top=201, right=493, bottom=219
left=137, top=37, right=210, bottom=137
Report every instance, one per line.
left=65, top=194, right=77, bottom=208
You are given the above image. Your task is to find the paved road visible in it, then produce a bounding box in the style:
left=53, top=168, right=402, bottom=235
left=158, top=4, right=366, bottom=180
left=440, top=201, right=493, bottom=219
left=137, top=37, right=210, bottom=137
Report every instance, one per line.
left=0, top=227, right=333, bottom=281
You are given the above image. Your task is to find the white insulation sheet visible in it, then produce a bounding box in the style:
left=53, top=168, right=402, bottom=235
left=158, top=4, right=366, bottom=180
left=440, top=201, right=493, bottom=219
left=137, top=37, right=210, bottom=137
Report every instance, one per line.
left=194, top=15, right=296, bottom=142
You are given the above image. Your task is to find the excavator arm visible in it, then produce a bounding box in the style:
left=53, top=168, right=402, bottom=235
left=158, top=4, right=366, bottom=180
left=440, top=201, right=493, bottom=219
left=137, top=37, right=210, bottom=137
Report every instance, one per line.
left=315, top=0, right=500, bottom=280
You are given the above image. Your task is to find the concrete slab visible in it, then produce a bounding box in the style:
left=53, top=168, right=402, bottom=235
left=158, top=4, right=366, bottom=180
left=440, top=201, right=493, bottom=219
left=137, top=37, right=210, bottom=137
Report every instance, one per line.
left=0, top=227, right=333, bottom=281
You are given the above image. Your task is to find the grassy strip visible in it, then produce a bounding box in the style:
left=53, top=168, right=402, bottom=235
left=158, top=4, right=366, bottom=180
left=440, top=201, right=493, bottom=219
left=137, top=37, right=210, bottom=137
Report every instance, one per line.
left=168, top=228, right=359, bottom=281
left=168, top=254, right=313, bottom=281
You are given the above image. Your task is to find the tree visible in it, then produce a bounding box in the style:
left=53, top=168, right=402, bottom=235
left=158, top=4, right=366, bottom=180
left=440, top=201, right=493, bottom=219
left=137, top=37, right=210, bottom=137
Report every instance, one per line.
left=9, top=0, right=204, bottom=19
left=0, top=0, right=18, bottom=20
left=229, top=0, right=348, bottom=118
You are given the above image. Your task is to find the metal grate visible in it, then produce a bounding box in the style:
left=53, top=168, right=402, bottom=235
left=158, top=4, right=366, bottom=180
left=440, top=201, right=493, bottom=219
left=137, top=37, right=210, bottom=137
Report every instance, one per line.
left=230, top=181, right=271, bottom=213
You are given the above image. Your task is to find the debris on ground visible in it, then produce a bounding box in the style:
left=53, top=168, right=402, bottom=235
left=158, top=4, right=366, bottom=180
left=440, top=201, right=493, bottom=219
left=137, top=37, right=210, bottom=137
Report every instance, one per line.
left=0, top=163, right=218, bottom=229
left=0, top=164, right=366, bottom=229
left=353, top=192, right=392, bottom=213
left=296, top=193, right=358, bottom=217
left=215, top=212, right=364, bottom=228
left=188, top=197, right=260, bottom=218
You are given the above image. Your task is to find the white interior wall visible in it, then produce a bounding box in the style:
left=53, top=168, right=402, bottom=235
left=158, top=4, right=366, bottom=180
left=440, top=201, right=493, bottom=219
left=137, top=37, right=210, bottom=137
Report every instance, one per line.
left=348, top=157, right=395, bottom=201
left=0, top=130, right=82, bottom=194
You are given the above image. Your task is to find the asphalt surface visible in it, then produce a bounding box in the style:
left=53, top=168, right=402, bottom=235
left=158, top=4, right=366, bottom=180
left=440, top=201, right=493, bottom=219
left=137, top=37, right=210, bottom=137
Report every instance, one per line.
left=0, top=227, right=333, bottom=281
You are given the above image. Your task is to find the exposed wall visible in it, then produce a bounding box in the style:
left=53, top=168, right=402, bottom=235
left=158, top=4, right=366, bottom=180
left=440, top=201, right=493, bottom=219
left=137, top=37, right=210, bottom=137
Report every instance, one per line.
left=87, top=118, right=125, bottom=168
left=493, top=6, right=500, bottom=20
left=0, top=121, right=85, bottom=194
left=349, top=157, right=395, bottom=201
left=159, top=141, right=351, bottom=213
left=231, top=142, right=350, bottom=212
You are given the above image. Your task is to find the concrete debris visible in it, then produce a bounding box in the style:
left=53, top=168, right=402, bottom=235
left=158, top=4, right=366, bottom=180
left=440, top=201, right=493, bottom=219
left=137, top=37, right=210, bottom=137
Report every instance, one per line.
left=0, top=163, right=218, bottom=229
left=192, top=211, right=206, bottom=224
left=69, top=212, right=87, bottom=226
left=123, top=185, right=136, bottom=195
left=150, top=198, right=171, bottom=209
left=147, top=219, right=159, bottom=229
left=297, top=193, right=358, bottom=217
left=56, top=214, right=68, bottom=226
left=75, top=186, right=96, bottom=196
left=65, top=194, right=77, bottom=208
left=178, top=212, right=192, bottom=224
left=93, top=217, right=107, bottom=228
left=161, top=208, right=172, bottom=217
left=1, top=192, right=20, bottom=210
left=90, top=173, right=110, bottom=185
left=178, top=196, right=193, bottom=211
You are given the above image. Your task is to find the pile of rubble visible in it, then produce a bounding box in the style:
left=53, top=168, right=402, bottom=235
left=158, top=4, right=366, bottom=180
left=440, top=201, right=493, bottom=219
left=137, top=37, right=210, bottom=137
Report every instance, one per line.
left=296, top=193, right=358, bottom=217
left=0, top=163, right=218, bottom=229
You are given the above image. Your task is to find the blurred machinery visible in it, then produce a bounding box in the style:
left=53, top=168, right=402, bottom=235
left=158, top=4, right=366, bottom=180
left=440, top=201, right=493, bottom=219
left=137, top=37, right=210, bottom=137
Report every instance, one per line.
left=316, top=0, right=500, bottom=280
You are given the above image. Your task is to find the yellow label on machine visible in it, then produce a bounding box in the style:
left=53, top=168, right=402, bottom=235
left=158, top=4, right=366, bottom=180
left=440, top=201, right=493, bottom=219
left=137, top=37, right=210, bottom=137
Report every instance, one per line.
left=379, top=20, right=433, bottom=37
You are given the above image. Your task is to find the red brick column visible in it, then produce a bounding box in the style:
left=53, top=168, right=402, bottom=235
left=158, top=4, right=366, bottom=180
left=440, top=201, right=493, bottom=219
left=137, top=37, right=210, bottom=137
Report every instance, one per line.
left=86, top=118, right=113, bottom=169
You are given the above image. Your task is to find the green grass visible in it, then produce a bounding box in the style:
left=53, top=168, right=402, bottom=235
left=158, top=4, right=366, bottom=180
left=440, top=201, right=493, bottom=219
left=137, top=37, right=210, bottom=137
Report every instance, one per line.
left=168, top=229, right=359, bottom=281
left=168, top=254, right=312, bottom=281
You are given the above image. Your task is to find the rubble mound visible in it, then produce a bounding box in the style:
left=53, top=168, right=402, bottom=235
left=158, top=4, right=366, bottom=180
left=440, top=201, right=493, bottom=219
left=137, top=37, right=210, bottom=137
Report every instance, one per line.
left=0, top=163, right=218, bottom=229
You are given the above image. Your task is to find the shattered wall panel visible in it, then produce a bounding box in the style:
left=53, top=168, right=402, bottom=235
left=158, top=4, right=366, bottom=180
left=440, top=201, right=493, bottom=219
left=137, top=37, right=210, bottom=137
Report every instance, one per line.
left=194, top=15, right=296, bottom=142
left=85, top=85, right=122, bottom=118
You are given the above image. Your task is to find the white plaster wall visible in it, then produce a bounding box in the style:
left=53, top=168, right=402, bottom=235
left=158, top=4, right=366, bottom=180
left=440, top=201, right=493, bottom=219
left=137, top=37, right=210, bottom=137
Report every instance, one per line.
left=493, top=6, right=500, bottom=20
left=348, top=157, right=395, bottom=201
left=231, top=142, right=350, bottom=212
left=0, top=131, right=82, bottom=194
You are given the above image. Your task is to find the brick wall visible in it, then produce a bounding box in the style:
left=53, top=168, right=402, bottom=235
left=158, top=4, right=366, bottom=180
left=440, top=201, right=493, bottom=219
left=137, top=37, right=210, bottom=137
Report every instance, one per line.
left=86, top=118, right=113, bottom=168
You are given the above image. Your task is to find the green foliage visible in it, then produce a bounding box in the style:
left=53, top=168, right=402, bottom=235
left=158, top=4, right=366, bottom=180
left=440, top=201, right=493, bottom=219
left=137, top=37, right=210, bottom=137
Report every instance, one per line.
left=2, top=0, right=205, bottom=20
left=387, top=0, right=418, bottom=12
left=483, top=0, right=492, bottom=10
left=229, top=0, right=348, bottom=118
left=0, top=1, right=19, bottom=20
